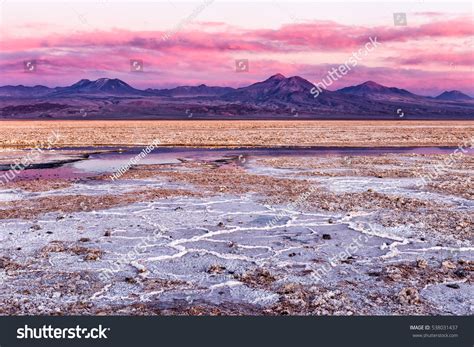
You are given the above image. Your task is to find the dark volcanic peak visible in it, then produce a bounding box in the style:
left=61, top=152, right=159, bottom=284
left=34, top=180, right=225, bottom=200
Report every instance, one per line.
left=267, top=73, right=286, bottom=81
left=70, top=79, right=92, bottom=88
left=435, top=90, right=472, bottom=101
left=67, top=78, right=139, bottom=94
left=222, top=74, right=315, bottom=102
left=356, top=80, right=387, bottom=92
left=245, top=73, right=290, bottom=90
left=280, top=76, right=315, bottom=92
left=337, top=80, right=415, bottom=98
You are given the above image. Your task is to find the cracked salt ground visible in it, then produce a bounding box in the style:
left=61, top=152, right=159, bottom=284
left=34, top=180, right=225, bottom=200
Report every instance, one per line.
left=0, top=149, right=472, bottom=315
left=1, top=193, right=471, bottom=314
left=0, top=196, right=294, bottom=311
left=347, top=220, right=473, bottom=264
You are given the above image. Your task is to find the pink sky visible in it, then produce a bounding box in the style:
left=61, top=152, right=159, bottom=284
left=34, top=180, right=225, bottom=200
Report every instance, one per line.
left=0, top=1, right=473, bottom=96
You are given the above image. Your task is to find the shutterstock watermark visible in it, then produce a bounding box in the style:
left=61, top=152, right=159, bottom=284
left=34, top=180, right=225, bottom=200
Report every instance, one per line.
left=310, top=36, right=381, bottom=98
left=266, top=185, right=318, bottom=229
left=311, top=225, right=376, bottom=283
left=415, top=136, right=474, bottom=187
left=98, top=222, right=165, bottom=282
left=109, top=139, right=160, bottom=181
left=0, top=130, right=61, bottom=186
left=17, top=324, right=110, bottom=339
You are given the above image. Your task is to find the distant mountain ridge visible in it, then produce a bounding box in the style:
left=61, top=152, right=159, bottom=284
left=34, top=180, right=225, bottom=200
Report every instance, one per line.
left=435, top=90, right=472, bottom=101
left=0, top=74, right=473, bottom=120
left=147, top=84, right=235, bottom=97
left=0, top=85, right=52, bottom=97
left=337, top=81, right=420, bottom=101
left=52, top=78, right=145, bottom=96
left=1, top=75, right=472, bottom=100
left=222, top=74, right=316, bottom=102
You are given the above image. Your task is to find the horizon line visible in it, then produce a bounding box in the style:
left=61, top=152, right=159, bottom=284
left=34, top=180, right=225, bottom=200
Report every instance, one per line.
left=1, top=74, right=471, bottom=98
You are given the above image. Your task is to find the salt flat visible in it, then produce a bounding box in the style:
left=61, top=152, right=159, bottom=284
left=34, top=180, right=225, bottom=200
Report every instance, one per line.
left=0, top=120, right=472, bottom=148
left=0, top=148, right=472, bottom=315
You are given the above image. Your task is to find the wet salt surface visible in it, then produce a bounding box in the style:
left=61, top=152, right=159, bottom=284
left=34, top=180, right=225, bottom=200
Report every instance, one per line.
left=3, top=145, right=468, bottom=177
left=9, top=166, right=91, bottom=181
left=0, top=147, right=472, bottom=315
left=71, top=145, right=472, bottom=172
left=0, top=146, right=469, bottom=186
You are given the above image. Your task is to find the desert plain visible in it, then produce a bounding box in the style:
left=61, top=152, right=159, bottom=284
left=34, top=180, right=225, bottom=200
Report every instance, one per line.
left=0, top=120, right=473, bottom=148
left=0, top=120, right=472, bottom=315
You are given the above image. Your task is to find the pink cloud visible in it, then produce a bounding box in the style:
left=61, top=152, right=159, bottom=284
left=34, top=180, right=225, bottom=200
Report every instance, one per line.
left=0, top=15, right=472, bottom=96
left=2, top=16, right=472, bottom=52
left=384, top=50, right=473, bottom=67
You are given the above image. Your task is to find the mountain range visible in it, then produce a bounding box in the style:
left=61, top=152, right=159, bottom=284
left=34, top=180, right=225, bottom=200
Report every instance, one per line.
left=0, top=74, right=472, bottom=120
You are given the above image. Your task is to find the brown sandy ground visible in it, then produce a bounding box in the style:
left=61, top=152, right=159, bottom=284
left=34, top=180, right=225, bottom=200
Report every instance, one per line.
left=0, top=120, right=472, bottom=148
left=426, top=176, right=473, bottom=200
left=5, top=179, right=74, bottom=192
left=0, top=188, right=200, bottom=219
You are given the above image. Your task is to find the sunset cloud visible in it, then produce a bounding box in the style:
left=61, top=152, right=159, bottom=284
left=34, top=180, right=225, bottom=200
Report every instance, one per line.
left=0, top=13, right=472, bottom=96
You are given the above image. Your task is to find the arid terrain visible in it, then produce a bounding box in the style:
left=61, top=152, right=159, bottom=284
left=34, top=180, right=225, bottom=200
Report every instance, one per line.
left=0, top=120, right=472, bottom=148
left=1, top=0, right=473, bottom=334
left=2, top=76, right=473, bottom=120
left=0, top=120, right=472, bottom=315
